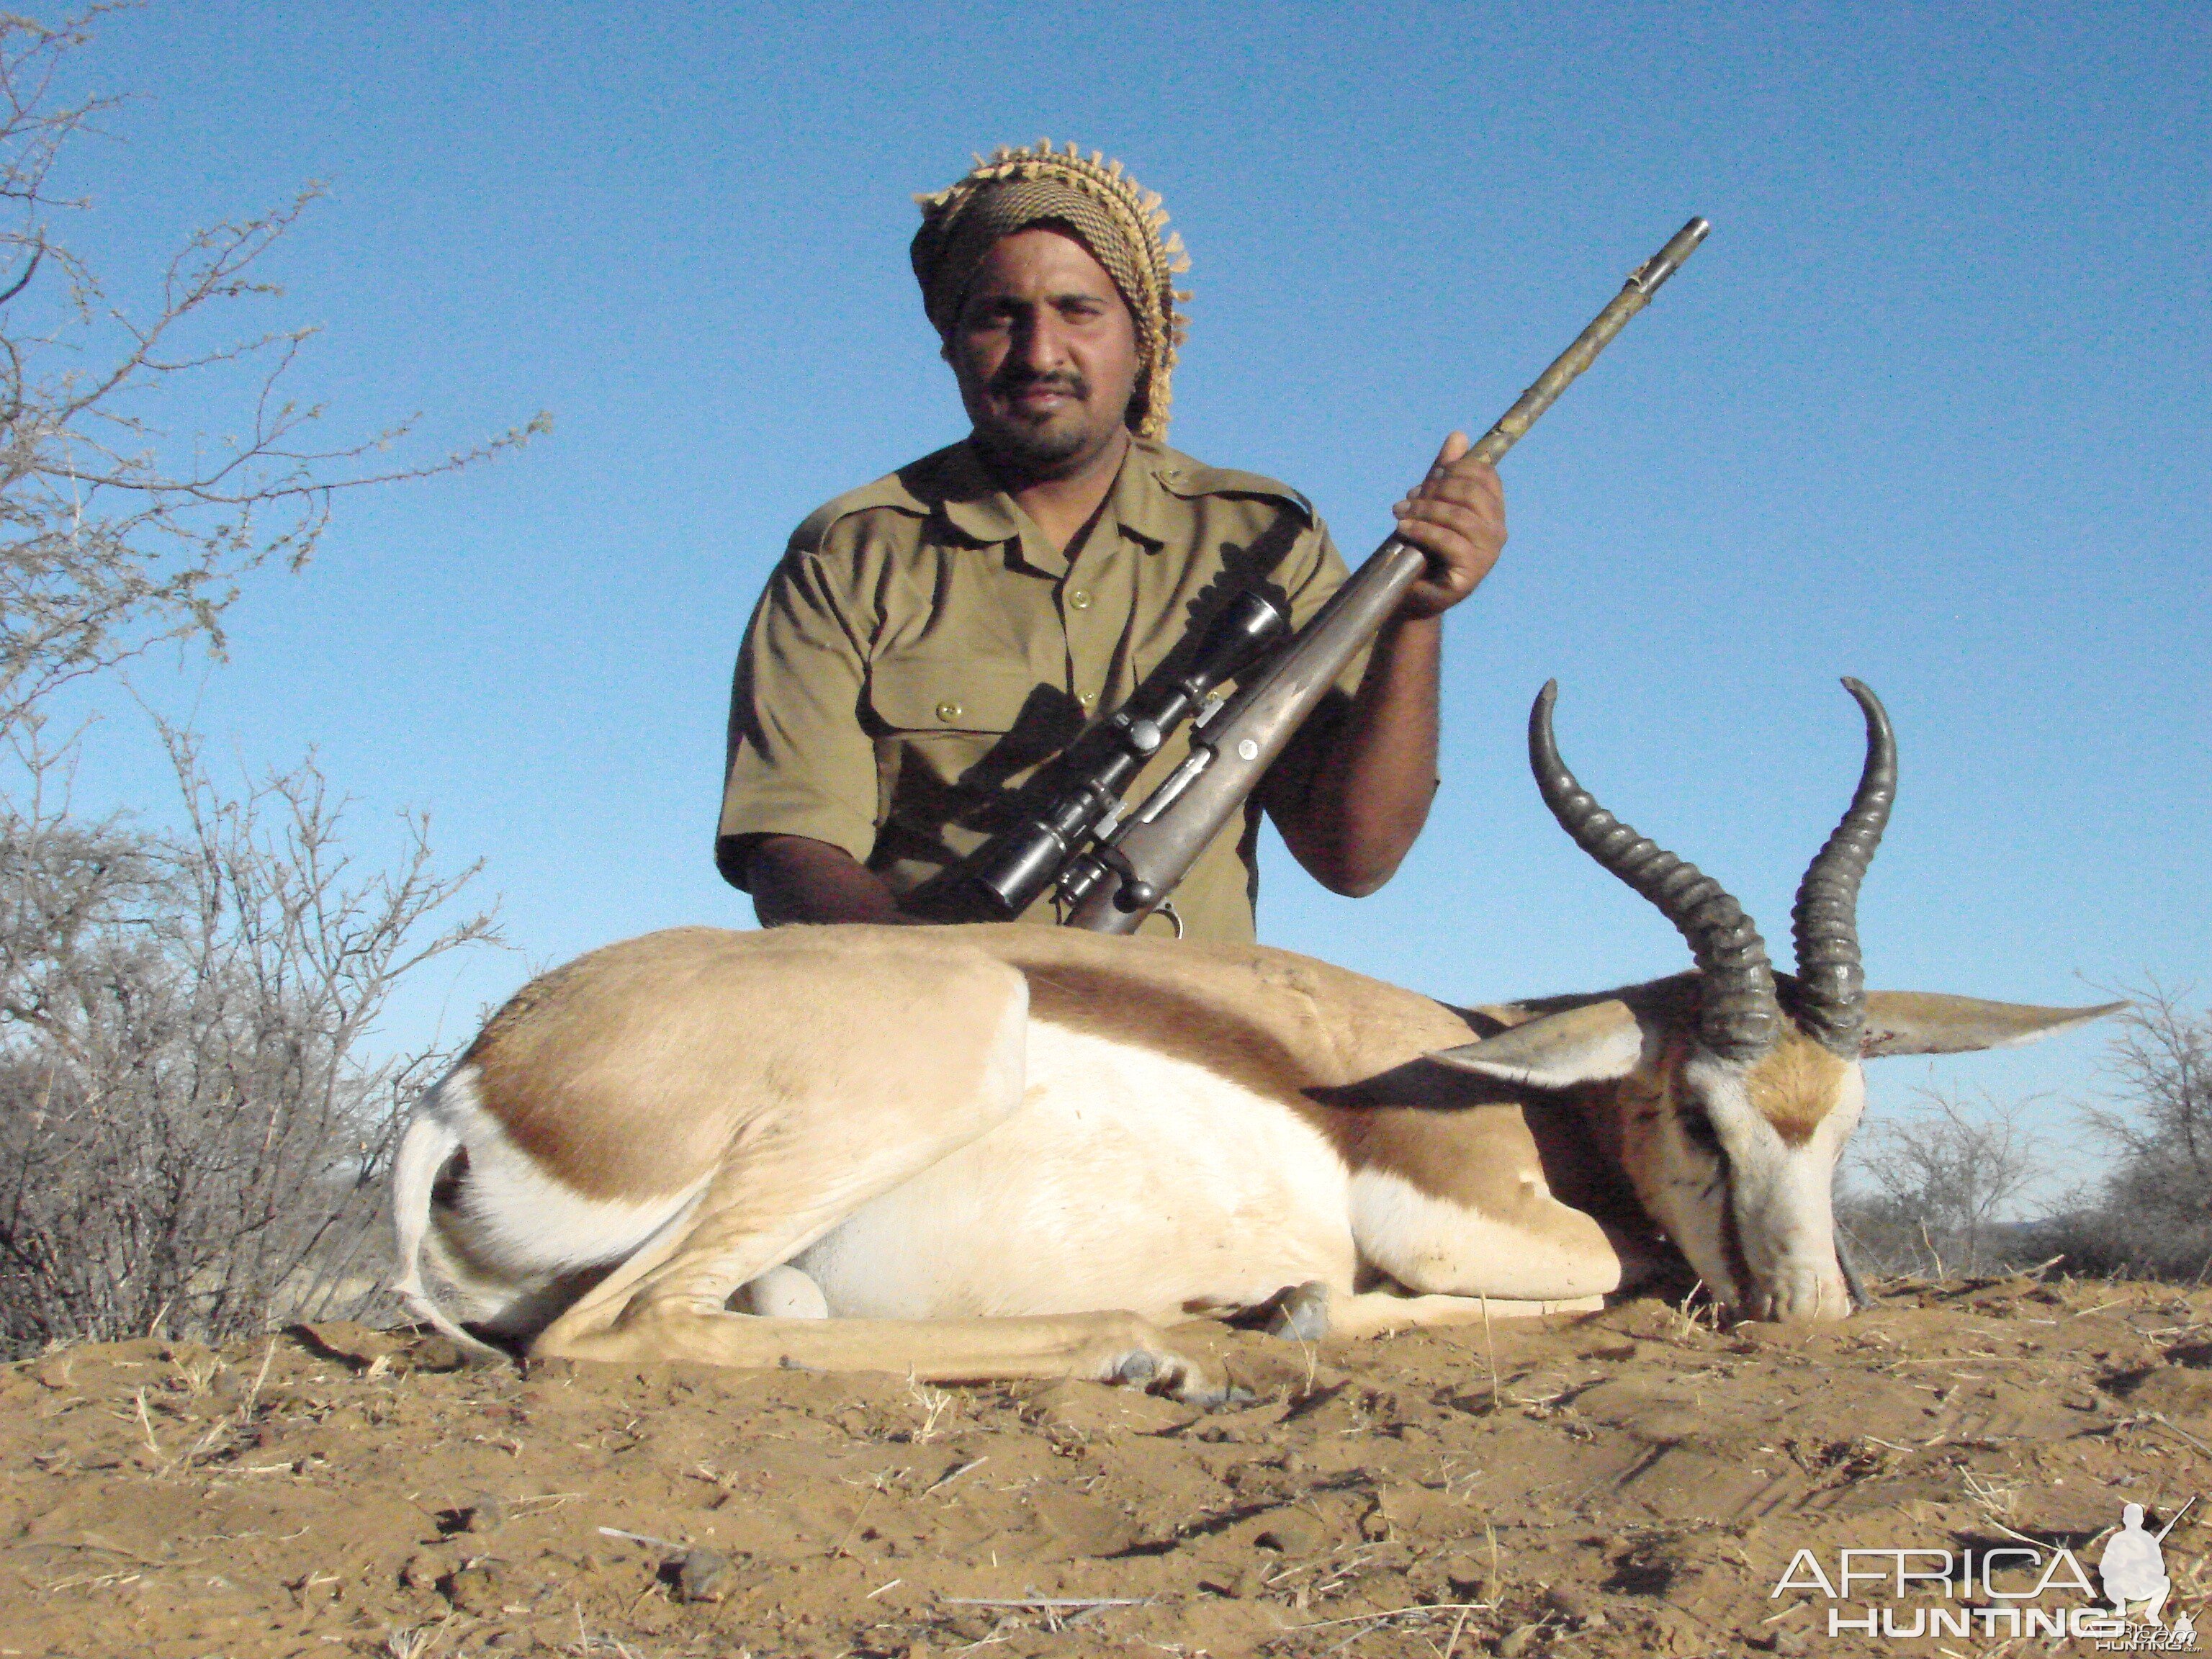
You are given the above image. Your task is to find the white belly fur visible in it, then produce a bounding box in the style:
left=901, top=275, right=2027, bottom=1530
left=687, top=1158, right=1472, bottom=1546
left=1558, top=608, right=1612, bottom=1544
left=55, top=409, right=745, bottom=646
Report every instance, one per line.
left=793, top=1022, right=1357, bottom=1323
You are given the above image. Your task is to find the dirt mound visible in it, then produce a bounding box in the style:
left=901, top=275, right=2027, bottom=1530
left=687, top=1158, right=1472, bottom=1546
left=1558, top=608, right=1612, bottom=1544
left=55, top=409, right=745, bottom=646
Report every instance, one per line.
left=4, top=1278, right=2208, bottom=1656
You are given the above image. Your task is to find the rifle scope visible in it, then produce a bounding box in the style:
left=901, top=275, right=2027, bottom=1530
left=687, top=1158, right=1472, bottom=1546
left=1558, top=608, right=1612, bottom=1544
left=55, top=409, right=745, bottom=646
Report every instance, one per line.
left=948, top=588, right=1289, bottom=919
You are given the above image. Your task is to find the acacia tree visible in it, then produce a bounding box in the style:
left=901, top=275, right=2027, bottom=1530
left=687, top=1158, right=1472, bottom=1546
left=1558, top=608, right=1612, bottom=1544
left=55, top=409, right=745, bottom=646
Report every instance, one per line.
left=1838, top=1087, right=2046, bottom=1277
left=2055, top=986, right=2212, bottom=1277
left=0, top=10, right=530, bottom=1351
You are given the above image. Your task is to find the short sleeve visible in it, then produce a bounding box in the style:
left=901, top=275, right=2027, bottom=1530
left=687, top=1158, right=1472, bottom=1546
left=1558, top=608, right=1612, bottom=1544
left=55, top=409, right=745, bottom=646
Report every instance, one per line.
left=716, top=549, right=881, bottom=888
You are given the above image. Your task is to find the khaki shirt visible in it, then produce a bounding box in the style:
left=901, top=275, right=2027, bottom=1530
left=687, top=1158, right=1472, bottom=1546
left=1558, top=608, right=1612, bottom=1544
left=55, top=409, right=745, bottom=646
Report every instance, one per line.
left=718, top=436, right=1354, bottom=943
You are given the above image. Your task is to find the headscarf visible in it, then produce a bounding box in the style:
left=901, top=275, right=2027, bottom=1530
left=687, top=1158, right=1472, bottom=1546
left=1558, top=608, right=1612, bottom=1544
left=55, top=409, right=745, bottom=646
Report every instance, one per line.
left=912, top=140, right=1190, bottom=440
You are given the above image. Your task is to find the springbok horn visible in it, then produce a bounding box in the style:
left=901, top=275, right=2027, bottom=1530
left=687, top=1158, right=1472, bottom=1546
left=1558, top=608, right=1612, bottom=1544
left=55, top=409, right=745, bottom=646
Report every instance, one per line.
left=1788, top=678, right=1897, bottom=1056
left=1529, top=682, right=1781, bottom=1061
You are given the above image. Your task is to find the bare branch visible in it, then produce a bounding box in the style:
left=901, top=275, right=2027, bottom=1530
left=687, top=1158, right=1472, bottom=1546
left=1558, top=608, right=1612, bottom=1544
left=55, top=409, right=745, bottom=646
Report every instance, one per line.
left=1840, top=1085, right=2048, bottom=1277
left=0, top=11, right=546, bottom=735
left=0, top=240, right=42, bottom=307
left=2049, top=981, right=2212, bottom=1278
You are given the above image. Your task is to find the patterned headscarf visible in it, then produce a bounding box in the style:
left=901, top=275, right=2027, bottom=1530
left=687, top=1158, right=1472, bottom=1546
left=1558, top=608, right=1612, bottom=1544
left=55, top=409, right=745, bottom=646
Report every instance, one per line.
left=912, top=141, right=1190, bottom=440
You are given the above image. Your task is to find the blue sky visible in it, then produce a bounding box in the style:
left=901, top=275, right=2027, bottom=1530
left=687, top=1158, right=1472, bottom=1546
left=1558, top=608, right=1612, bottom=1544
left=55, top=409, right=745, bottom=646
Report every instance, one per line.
left=45, top=3, right=2210, bottom=1170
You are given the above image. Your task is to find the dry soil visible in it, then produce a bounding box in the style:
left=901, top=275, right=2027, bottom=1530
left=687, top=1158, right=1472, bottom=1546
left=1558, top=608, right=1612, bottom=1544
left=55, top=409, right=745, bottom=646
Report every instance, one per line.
left=5, top=1275, right=2211, bottom=1658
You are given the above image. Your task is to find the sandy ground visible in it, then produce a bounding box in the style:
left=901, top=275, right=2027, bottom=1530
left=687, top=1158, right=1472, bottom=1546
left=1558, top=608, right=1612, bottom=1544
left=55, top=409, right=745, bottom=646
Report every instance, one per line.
left=4, top=1276, right=2211, bottom=1658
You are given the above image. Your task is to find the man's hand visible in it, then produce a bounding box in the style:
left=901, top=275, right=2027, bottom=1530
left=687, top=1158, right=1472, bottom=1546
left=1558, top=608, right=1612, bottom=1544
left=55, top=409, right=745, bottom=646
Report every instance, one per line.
left=1388, top=431, right=1506, bottom=620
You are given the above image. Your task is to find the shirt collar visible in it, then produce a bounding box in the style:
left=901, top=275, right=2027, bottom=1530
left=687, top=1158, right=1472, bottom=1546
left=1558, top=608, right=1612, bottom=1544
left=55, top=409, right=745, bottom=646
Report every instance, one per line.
left=933, top=441, right=1025, bottom=546
left=933, top=435, right=1179, bottom=574
left=1109, top=436, right=1177, bottom=549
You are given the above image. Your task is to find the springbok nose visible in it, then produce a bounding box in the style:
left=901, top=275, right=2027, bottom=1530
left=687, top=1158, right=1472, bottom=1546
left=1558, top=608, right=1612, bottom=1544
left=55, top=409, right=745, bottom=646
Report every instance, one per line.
left=1765, top=1264, right=1853, bottom=1323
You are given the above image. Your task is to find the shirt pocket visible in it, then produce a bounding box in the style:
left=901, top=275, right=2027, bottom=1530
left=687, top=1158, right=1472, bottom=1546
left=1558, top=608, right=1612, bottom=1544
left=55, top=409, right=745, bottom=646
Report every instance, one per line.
left=865, top=657, right=1040, bottom=734
left=864, top=657, right=1053, bottom=836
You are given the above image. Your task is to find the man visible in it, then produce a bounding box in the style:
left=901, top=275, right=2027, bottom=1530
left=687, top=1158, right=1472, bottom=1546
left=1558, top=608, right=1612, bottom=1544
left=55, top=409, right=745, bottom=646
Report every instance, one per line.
left=718, top=142, right=1504, bottom=941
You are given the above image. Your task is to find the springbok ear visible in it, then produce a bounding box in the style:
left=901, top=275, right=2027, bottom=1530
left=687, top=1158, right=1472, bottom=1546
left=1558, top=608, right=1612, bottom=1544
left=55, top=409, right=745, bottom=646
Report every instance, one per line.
left=1429, top=999, right=1647, bottom=1089
left=1858, top=992, right=2127, bottom=1058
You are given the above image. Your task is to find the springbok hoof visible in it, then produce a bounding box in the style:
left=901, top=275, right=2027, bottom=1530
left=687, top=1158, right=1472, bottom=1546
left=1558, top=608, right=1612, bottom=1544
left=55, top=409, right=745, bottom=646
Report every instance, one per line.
left=1266, top=1281, right=1331, bottom=1344
left=1192, top=1382, right=1257, bottom=1412
left=1113, top=1350, right=1161, bottom=1386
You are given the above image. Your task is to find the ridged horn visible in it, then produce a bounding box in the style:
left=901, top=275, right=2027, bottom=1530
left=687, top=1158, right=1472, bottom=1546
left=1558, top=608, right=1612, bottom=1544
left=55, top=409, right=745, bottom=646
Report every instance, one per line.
left=1789, top=678, right=1897, bottom=1055
left=1530, top=682, right=1780, bottom=1061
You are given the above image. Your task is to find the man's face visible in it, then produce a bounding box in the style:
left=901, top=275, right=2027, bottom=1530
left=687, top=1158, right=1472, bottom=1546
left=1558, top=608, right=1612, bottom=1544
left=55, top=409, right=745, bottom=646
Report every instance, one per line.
left=945, top=227, right=1141, bottom=480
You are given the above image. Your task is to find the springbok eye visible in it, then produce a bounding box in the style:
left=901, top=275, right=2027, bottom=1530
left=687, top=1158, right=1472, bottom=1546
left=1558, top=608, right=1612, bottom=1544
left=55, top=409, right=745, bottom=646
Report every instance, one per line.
left=1676, top=1099, right=1722, bottom=1154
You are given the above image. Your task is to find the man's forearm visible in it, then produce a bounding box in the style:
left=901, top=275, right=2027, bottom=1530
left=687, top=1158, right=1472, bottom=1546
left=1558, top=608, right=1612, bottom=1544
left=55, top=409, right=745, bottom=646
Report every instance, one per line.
left=1266, top=433, right=1501, bottom=898
left=745, top=835, right=917, bottom=927
left=1272, top=613, right=1442, bottom=897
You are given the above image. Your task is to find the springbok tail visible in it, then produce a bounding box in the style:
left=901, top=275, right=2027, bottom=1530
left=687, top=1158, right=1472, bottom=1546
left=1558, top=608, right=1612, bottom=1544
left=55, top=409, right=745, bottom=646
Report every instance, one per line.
left=389, top=1092, right=504, bottom=1361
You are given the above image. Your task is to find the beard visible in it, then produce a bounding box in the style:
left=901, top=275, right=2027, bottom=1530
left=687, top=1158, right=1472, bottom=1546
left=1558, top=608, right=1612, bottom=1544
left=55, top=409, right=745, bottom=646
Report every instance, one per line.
left=971, top=369, right=1108, bottom=475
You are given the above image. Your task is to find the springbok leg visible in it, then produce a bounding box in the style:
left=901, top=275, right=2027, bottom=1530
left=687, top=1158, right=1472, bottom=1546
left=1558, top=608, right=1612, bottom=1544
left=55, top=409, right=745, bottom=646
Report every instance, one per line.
left=1326, top=1290, right=1604, bottom=1336
left=1282, top=1286, right=1605, bottom=1340
left=541, top=1299, right=1228, bottom=1398
left=524, top=959, right=1226, bottom=1398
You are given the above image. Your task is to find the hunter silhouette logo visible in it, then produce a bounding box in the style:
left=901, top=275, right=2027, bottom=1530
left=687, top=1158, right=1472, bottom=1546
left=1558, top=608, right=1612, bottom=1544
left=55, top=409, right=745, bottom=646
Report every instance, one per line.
left=2103, top=1499, right=2191, bottom=1629
left=1770, top=1494, right=2201, bottom=1646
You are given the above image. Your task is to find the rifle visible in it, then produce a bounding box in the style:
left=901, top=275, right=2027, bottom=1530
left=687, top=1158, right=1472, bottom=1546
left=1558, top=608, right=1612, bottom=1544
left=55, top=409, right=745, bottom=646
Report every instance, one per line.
left=933, top=217, right=1710, bottom=930
left=934, top=582, right=1295, bottom=921
left=1061, top=216, right=1712, bottom=933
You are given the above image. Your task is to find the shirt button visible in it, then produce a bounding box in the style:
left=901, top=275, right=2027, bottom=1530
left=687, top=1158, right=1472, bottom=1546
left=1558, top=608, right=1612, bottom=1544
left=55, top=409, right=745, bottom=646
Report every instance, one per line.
left=935, top=700, right=962, bottom=722
left=1067, top=588, right=1093, bottom=610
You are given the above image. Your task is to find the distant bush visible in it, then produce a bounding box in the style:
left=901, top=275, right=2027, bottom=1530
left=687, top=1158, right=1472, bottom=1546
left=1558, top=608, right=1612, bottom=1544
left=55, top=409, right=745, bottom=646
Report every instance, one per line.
left=0, top=730, right=493, bottom=1355
left=1840, top=989, right=2212, bottom=1289
left=1837, top=1086, right=2046, bottom=1279
left=2033, top=988, right=2212, bottom=1282
left=0, top=14, right=521, bottom=1356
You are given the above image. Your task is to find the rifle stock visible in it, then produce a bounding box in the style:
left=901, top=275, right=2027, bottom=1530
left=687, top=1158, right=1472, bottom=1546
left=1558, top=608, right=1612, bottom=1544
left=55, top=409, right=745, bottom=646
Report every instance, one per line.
left=1064, top=217, right=1710, bottom=934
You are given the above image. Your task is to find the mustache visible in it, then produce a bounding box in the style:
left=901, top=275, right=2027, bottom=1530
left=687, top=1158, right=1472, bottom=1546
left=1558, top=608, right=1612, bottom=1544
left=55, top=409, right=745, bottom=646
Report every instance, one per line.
left=988, top=366, right=1089, bottom=401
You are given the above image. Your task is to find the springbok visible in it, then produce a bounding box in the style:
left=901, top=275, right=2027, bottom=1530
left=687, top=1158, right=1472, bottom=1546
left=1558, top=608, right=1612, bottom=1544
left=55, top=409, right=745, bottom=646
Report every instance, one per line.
left=392, top=680, right=2115, bottom=1398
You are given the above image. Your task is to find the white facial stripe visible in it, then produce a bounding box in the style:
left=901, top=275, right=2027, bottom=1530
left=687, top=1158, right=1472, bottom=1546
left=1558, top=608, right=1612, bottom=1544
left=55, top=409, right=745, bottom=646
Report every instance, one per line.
left=1647, top=1138, right=1743, bottom=1307
left=1673, top=1053, right=1858, bottom=1319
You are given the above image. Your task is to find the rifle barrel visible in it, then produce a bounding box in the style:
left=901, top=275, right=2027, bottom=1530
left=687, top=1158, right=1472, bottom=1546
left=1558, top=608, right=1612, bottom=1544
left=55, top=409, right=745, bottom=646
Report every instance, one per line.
left=1065, top=217, right=1710, bottom=934
left=2157, top=1496, right=2196, bottom=1542
left=1471, top=217, right=1708, bottom=467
